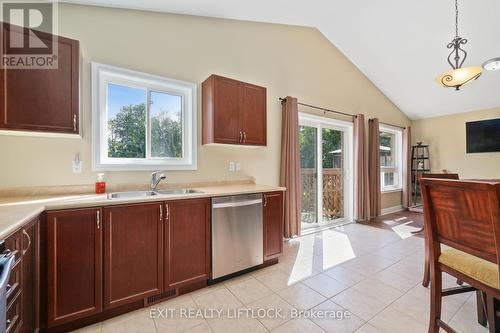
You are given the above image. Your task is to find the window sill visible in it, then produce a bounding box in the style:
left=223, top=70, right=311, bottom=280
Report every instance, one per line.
left=92, top=162, right=198, bottom=171
left=381, top=188, right=403, bottom=194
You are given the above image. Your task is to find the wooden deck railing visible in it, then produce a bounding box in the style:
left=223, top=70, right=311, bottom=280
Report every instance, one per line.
left=301, top=168, right=343, bottom=221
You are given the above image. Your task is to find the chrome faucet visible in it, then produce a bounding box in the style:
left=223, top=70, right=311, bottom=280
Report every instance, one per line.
left=150, top=171, right=166, bottom=192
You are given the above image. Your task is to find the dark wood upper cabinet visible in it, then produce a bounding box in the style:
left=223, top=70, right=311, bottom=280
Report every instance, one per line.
left=165, top=198, right=211, bottom=289
left=202, top=75, right=266, bottom=146
left=240, top=82, right=267, bottom=146
left=46, top=208, right=102, bottom=327
left=103, top=203, right=164, bottom=309
left=0, top=23, right=80, bottom=134
left=263, top=192, right=284, bottom=260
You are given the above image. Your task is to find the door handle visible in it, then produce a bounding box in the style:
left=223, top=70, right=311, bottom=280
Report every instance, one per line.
left=165, top=203, right=169, bottom=220
left=160, top=205, right=163, bottom=221
left=239, top=131, right=243, bottom=143
left=73, top=114, right=77, bottom=132
left=243, top=132, right=247, bottom=143
left=96, top=210, right=100, bottom=229
left=264, top=195, right=268, bottom=207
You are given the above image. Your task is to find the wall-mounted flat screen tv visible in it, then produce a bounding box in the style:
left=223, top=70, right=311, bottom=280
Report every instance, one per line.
left=466, top=118, right=500, bottom=153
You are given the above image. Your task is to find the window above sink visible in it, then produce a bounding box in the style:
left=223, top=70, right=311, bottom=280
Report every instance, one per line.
left=91, top=63, right=197, bottom=171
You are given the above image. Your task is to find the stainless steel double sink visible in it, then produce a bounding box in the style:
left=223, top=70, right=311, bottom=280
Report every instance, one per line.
left=107, top=188, right=203, bottom=199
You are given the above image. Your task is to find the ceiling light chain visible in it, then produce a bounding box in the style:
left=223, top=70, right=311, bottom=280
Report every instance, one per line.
left=436, top=0, right=482, bottom=90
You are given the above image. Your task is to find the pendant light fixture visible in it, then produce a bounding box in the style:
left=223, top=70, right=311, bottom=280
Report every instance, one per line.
left=436, top=0, right=482, bottom=90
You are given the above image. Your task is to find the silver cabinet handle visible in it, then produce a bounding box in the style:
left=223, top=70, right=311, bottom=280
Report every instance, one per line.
left=96, top=210, right=100, bottom=229
left=73, top=114, right=77, bottom=131
left=165, top=204, right=169, bottom=220
left=243, top=132, right=247, bottom=143
left=239, top=131, right=243, bottom=143
left=159, top=205, right=163, bottom=221
left=264, top=195, right=268, bottom=207
left=22, top=229, right=31, bottom=255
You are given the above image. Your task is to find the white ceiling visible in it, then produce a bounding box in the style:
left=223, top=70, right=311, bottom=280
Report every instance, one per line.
left=63, top=0, right=500, bottom=119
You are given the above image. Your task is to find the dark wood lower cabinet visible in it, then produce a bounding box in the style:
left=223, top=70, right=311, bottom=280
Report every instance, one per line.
left=4, top=216, right=40, bottom=333
left=165, top=198, right=211, bottom=288
left=103, top=203, right=164, bottom=309
left=46, top=208, right=102, bottom=327
left=22, top=218, right=40, bottom=333
left=263, top=192, right=284, bottom=260
left=37, top=192, right=283, bottom=331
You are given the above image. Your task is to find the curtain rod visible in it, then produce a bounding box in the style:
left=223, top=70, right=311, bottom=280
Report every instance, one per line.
left=279, top=97, right=407, bottom=129
left=376, top=120, right=406, bottom=130
left=279, top=97, right=356, bottom=119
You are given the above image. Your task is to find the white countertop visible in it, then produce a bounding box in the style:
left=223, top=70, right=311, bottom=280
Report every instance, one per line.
left=0, top=183, right=285, bottom=240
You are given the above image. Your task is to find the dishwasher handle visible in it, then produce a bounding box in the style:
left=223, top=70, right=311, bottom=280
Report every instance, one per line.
left=212, top=198, right=262, bottom=209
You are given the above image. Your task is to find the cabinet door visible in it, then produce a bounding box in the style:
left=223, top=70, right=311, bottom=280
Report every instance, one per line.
left=47, top=208, right=102, bottom=327
left=212, top=76, right=241, bottom=144
left=165, top=198, right=210, bottom=288
left=22, top=217, right=40, bottom=333
left=103, top=203, right=163, bottom=309
left=240, top=83, right=267, bottom=146
left=0, top=24, right=79, bottom=134
left=263, top=192, right=284, bottom=260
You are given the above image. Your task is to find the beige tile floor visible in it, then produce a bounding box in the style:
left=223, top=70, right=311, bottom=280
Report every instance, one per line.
left=71, top=221, right=488, bottom=333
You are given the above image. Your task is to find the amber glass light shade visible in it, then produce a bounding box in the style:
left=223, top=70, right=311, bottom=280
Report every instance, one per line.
left=436, top=66, right=482, bottom=90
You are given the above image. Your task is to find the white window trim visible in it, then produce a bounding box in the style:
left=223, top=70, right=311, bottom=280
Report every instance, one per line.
left=379, top=124, right=403, bottom=192
left=91, top=62, right=197, bottom=171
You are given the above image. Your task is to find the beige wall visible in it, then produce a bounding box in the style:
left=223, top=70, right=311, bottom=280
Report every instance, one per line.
left=412, top=107, right=500, bottom=179
left=0, top=4, right=410, bottom=208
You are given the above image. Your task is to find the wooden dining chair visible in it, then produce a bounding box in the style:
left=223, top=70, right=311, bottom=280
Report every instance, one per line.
left=420, top=178, right=500, bottom=333
left=421, top=173, right=460, bottom=288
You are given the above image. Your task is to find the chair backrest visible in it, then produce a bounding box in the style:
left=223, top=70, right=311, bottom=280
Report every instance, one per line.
left=420, top=173, right=459, bottom=180
left=420, top=179, right=500, bottom=264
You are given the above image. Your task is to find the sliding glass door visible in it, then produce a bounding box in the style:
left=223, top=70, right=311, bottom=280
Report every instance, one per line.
left=299, top=113, right=353, bottom=231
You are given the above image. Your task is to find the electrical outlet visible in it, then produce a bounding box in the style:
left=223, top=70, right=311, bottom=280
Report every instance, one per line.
left=235, top=162, right=241, bottom=171
left=229, top=161, right=235, bottom=172
left=72, top=160, right=82, bottom=173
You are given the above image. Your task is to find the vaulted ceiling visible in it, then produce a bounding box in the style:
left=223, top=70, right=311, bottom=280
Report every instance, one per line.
left=63, top=0, right=500, bottom=119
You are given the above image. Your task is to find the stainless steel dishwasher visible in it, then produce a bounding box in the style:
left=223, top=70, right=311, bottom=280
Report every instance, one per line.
left=212, top=193, right=263, bottom=279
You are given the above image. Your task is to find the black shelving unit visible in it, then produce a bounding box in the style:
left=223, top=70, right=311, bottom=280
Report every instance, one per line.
left=410, top=143, right=430, bottom=208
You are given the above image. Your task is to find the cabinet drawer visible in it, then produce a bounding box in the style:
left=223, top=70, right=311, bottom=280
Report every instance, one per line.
left=6, top=260, right=21, bottom=304
left=6, top=293, right=22, bottom=333
left=5, top=231, right=22, bottom=263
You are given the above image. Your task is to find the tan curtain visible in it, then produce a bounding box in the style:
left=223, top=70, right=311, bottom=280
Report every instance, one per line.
left=368, top=118, right=381, bottom=218
left=402, top=126, right=412, bottom=209
left=354, top=114, right=370, bottom=221
left=280, top=96, right=301, bottom=238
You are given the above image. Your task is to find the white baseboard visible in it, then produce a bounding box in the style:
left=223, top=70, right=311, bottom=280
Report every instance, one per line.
left=381, top=205, right=404, bottom=215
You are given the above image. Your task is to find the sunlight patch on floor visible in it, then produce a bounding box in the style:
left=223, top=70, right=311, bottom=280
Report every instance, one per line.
left=391, top=221, right=420, bottom=239
left=286, top=230, right=356, bottom=285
